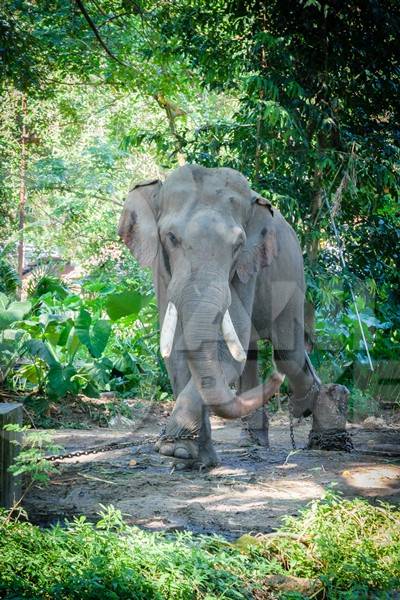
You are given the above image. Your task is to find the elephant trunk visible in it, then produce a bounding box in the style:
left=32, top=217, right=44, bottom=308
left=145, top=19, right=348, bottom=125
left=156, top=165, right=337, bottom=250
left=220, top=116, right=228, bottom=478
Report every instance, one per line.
left=180, top=284, right=284, bottom=419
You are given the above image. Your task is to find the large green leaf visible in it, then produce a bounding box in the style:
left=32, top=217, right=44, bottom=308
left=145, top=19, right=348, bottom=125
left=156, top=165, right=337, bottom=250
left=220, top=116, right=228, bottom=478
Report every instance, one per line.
left=58, top=320, right=73, bottom=347
left=23, top=339, right=59, bottom=367
left=75, top=308, right=92, bottom=349
left=105, top=289, right=151, bottom=321
left=75, top=308, right=111, bottom=357
left=0, top=293, right=8, bottom=310
left=90, top=319, right=111, bottom=358
left=7, top=300, right=32, bottom=319
left=47, top=364, right=77, bottom=398
left=66, top=326, right=81, bottom=357
left=0, top=300, right=32, bottom=330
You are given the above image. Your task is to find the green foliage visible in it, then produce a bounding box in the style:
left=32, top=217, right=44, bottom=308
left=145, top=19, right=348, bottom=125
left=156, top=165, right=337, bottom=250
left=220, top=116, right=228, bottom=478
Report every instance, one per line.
left=27, top=269, right=69, bottom=300
left=0, top=272, right=170, bottom=405
left=0, top=293, right=31, bottom=329
left=312, top=287, right=396, bottom=385
left=0, top=495, right=399, bottom=599
left=0, top=293, right=31, bottom=383
left=3, top=424, right=61, bottom=486
left=0, top=505, right=254, bottom=600
left=105, top=288, right=151, bottom=322
left=348, top=388, right=380, bottom=422
left=256, top=492, right=400, bottom=596
left=0, top=0, right=398, bottom=411
left=0, top=258, right=19, bottom=295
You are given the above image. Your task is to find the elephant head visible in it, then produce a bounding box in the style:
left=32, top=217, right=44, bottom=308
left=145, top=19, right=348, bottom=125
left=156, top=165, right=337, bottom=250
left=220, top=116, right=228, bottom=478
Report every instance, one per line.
left=119, top=165, right=283, bottom=419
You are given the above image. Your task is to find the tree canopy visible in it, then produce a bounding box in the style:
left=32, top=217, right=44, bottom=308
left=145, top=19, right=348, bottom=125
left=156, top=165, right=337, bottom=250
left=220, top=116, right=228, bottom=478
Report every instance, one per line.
left=0, top=0, right=399, bottom=399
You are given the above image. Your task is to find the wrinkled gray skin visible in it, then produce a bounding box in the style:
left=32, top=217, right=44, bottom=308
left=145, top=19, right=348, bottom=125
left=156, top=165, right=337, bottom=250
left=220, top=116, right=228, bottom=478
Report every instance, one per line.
left=119, top=165, right=320, bottom=467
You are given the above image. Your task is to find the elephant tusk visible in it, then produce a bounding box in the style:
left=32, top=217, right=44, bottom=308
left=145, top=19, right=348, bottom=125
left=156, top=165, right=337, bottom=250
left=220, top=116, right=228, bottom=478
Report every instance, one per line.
left=160, top=302, right=178, bottom=358
left=222, top=310, right=247, bottom=363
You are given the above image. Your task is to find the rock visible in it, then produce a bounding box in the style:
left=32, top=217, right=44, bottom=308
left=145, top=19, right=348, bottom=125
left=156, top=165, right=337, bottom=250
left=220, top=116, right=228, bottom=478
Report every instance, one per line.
left=108, top=415, right=135, bottom=429
left=363, top=416, right=386, bottom=429
left=255, top=574, right=321, bottom=598
left=100, top=391, right=117, bottom=400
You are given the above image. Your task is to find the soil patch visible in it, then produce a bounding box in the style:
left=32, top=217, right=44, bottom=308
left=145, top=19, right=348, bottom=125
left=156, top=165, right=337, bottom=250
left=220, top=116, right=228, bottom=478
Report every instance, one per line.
left=24, top=408, right=400, bottom=538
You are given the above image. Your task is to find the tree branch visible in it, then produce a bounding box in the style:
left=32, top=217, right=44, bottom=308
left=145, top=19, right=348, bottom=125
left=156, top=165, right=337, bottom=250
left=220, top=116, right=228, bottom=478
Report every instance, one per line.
left=153, top=93, right=186, bottom=165
left=98, top=12, right=133, bottom=28
left=74, top=0, right=131, bottom=68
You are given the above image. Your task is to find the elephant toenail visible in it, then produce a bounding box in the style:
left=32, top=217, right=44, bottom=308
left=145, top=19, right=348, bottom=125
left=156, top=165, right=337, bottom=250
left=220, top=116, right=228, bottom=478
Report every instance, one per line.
left=160, top=443, right=175, bottom=456
left=174, top=447, right=191, bottom=459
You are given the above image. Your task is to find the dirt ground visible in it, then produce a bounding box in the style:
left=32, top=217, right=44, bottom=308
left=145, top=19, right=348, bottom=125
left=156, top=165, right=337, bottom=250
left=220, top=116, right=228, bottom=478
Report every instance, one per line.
left=25, top=407, right=400, bottom=538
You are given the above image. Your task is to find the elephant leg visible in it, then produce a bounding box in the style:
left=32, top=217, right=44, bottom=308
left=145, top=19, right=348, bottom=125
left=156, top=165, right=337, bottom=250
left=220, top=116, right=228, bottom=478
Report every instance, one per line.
left=239, top=346, right=269, bottom=447
left=156, top=379, right=219, bottom=468
left=272, top=307, right=352, bottom=450
left=271, top=299, right=317, bottom=418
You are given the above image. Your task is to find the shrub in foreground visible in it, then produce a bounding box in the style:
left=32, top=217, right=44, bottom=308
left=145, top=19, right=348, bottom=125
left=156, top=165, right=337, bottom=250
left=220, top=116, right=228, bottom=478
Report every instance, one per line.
left=258, top=492, right=400, bottom=597
left=0, top=495, right=399, bottom=599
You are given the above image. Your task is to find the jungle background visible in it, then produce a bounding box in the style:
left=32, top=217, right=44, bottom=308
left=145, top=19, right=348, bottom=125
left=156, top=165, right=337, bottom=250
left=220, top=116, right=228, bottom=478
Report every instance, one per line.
left=0, top=1, right=399, bottom=598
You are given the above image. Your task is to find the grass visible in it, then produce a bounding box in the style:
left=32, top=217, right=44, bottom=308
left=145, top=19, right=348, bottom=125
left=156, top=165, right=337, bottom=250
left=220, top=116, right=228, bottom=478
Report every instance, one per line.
left=0, top=494, right=399, bottom=599
left=348, top=387, right=381, bottom=421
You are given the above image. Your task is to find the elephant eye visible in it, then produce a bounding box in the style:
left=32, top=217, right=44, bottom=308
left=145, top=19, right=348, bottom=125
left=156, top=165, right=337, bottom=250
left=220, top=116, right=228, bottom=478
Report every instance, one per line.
left=167, top=232, right=179, bottom=247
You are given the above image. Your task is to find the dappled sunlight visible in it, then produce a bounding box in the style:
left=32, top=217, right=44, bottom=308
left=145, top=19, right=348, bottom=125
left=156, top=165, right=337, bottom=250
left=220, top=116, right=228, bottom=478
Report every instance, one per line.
left=190, top=479, right=325, bottom=512
left=341, top=465, right=400, bottom=496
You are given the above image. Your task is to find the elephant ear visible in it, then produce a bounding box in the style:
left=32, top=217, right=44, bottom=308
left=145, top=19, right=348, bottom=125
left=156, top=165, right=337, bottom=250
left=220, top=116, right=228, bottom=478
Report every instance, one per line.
left=118, top=179, right=162, bottom=267
left=236, top=192, right=278, bottom=284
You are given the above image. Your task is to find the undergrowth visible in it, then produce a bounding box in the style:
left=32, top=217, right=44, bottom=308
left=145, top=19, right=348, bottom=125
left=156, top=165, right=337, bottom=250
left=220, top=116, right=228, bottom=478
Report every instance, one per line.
left=0, top=493, right=399, bottom=599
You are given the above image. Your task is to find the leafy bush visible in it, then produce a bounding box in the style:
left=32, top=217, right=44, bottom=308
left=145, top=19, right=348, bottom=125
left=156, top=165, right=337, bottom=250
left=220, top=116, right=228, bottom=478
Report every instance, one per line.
left=4, top=424, right=61, bottom=488
left=0, top=293, right=31, bottom=384
left=348, top=388, right=380, bottom=421
left=27, top=268, right=69, bottom=300
left=0, top=495, right=399, bottom=599
left=0, top=506, right=256, bottom=600
left=0, top=258, right=19, bottom=295
left=257, top=493, right=400, bottom=596
left=0, top=270, right=171, bottom=405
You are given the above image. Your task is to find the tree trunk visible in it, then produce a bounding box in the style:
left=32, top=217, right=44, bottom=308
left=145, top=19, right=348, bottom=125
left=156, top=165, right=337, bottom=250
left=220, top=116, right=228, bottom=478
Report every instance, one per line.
left=17, top=94, right=27, bottom=299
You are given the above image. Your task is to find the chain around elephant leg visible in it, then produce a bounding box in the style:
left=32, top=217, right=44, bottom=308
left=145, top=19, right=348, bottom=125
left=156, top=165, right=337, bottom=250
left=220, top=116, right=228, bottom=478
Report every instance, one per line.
left=240, top=406, right=269, bottom=447
left=155, top=391, right=218, bottom=468
left=308, top=383, right=353, bottom=452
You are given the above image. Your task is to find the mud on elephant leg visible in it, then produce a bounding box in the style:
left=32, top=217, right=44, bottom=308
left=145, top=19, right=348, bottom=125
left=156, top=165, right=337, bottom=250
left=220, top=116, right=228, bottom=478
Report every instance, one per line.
left=308, top=383, right=354, bottom=451
left=155, top=380, right=219, bottom=468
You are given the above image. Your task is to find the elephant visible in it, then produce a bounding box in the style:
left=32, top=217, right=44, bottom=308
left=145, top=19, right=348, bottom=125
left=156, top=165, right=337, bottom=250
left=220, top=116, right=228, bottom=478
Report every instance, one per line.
left=118, top=164, right=351, bottom=467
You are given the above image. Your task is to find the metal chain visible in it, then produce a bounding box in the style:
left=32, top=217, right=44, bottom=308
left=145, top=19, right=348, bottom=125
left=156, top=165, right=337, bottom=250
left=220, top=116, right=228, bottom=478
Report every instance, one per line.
left=45, top=437, right=156, bottom=463
left=288, top=404, right=297, bottom=450
left=45, top=427, right=198, bottom=463
left=157, top=425, right=197, bottom=444
left=307, top=429, right=354, bottom=452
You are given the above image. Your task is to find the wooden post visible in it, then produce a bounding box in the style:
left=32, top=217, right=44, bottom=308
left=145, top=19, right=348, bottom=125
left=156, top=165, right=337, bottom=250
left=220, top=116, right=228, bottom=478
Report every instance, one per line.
left=0, top=403, right=23, bottom=508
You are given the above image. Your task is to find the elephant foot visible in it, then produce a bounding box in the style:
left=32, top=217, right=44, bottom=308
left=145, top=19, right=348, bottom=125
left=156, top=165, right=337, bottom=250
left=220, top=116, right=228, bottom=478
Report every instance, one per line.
left=156, top=437, right=199, bottom=460
left=307, top=429, right=354, bottom=452
left=155, top=390, right=218, bottom=469
left=196, top=439, right=219, bottom=469
left=239, top=428, right=269, bottom=447
left=307, top=383, right=352, bottom=451
left=156, top=437, right=219, bottom=469
left=240, top=407, right=269, bottom=447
